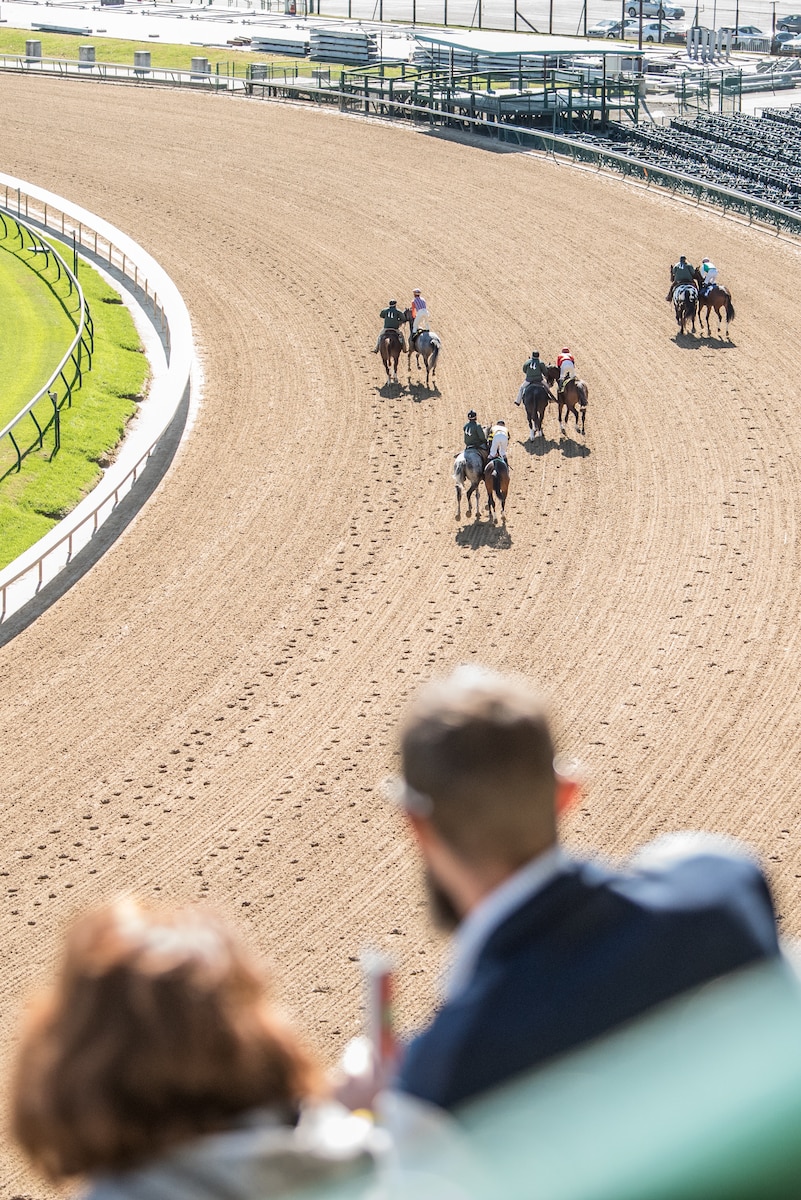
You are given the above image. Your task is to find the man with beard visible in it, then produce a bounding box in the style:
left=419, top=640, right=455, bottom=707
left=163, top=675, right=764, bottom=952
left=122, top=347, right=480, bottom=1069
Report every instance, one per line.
left=389, top=667, right=780, bottom=1111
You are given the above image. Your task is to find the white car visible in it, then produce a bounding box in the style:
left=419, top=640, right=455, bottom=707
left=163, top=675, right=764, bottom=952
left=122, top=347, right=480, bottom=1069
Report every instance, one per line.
left=621, top=18, right=682, bottom=40
left=626, top=1, right=685, bottom=17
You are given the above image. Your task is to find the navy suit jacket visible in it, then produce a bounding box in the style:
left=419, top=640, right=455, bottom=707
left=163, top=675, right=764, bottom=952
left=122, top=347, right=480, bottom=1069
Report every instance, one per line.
left=396, top=848, right=779, bottom=1110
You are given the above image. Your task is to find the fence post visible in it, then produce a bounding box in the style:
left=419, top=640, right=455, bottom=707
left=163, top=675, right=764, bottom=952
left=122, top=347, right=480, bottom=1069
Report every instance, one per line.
left=49, top=390, right=60, bottom=457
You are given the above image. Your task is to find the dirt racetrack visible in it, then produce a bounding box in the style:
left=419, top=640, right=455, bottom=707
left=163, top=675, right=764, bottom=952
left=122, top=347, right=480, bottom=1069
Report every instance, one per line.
left=2, top=73, right=801, bottom=1193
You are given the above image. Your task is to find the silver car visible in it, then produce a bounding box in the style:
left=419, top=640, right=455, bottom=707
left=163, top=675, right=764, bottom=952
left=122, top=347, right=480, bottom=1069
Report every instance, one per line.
left=626, top=1, right=685, bottom=17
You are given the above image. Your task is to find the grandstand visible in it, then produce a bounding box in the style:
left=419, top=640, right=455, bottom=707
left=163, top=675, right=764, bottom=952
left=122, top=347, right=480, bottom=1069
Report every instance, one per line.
left=576, top=105, right=801, bottom=212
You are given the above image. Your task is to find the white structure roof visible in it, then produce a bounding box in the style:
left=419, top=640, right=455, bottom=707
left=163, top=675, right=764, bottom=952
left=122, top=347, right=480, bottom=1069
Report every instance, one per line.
left=413, top=29, right=635, bottom=56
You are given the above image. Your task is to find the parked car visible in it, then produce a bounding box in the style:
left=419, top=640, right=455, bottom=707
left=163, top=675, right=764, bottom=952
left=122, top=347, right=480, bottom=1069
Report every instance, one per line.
left=774, top=28, right=798, bottom=43
left=621, top=17, right=683, bottom=40
left=588, top=17, right=624, bottom=35
left=779, top=31, right=801, bottom=48
left=625, top=1, right=685, bottom=18
left=720, top=23, right=764, bottom=35
left=662, top=22, right=689, bottom=41
left=777, top=13, right=801, bottom=30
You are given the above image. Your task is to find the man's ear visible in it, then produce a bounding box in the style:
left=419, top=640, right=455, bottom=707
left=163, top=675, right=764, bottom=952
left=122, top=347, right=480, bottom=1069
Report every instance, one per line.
left=555, top=775, right=581, bottom=816
left=406, top=811, right=433, bottom=847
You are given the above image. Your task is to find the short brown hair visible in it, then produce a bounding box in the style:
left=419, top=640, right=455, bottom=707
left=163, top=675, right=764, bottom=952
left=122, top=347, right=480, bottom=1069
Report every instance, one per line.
left=12, top=899, right=321, bottom=1181
left=401, top=667, right=557, bottom=866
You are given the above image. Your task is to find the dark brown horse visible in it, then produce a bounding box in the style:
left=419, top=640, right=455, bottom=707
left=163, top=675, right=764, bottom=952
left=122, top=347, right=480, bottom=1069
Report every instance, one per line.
left=379, top=328, right=404, bottom=383
left=673, top=284, right=698, bottom=336
left=521, top=365, right=559, bottom=440
left=484, top=456, right=509, bottom=519
left=694, top=272, right=735, bottom=338
left=558, top=378, right=588, bottom=435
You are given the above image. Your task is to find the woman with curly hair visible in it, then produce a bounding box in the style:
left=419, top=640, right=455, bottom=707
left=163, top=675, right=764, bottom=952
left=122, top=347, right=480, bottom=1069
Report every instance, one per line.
left=12, top=898, right=379, bottom=1199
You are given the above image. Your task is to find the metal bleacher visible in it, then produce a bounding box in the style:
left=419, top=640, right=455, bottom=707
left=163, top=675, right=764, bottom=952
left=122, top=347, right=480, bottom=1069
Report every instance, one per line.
left=571, top=105, right=801, bottom=212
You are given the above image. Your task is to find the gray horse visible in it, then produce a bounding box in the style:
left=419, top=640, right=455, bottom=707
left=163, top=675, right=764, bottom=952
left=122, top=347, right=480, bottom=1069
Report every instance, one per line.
left=404, top=311, right=441, bottom=388
left=454, top=447, right=485, bottom=519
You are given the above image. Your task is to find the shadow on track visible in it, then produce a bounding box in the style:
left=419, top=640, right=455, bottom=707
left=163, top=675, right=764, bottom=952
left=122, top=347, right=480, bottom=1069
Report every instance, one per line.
left=455, top=520, right=512, bottom=550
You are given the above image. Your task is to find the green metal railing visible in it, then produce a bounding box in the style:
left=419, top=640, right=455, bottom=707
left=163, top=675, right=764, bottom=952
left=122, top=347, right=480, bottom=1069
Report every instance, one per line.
left=0, top=204, right=93, bottom=478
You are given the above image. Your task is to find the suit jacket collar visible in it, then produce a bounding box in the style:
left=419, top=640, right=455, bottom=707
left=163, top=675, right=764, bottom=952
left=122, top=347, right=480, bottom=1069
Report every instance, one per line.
left=445, top=846, right=572, bottom=1000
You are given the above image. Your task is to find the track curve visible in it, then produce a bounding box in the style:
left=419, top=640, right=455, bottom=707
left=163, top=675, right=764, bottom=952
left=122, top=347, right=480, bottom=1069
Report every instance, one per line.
left=2, top=76, right=801, bottom=1191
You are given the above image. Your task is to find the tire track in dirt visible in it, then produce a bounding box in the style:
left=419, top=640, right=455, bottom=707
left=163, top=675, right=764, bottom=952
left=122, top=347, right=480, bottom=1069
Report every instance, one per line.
left=2, top=77, right=801, bottom=1192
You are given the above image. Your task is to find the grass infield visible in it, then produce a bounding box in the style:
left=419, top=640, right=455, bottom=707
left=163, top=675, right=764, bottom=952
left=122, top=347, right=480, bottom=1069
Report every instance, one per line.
left=0, top=237, right=147, bottom=571
left=0, top=239, right=75, bottom=431
left=0, top=28, right=354, bottom=74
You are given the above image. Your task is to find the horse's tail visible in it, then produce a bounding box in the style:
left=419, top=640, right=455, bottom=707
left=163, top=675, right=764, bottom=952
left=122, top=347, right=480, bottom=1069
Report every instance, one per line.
left=726, top=298, right=735, bottom=323
left=453, top=453, right=466, bottom=487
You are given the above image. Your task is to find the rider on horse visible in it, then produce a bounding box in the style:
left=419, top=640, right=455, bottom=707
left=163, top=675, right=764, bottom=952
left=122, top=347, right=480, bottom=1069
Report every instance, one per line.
left=666, top=255, right=696, bottom=303
left=699, top=257, right=719, bottom=294
left=409, top=288, right=430, bottom=349
left=463, top=410, right=489, bottom=460
left=373, top=299, right=407, bottom=353
left=556, top=347, right=576, bottom=397
left=515, top=350, right=550, bottom=406
left=487, top=419, right=509, bottom=461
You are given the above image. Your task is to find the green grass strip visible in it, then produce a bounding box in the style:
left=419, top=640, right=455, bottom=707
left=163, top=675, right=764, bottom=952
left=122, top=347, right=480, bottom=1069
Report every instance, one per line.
left=0, top=240, right=147, bottom=571
left=0, top=28, right=348, bottom=73
left=0, top=233, right=77, bottom=431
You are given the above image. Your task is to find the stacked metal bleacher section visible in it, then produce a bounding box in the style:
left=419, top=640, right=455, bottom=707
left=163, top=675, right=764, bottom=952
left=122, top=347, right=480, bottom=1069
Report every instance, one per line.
left=576, top=105, right=801, bottom=212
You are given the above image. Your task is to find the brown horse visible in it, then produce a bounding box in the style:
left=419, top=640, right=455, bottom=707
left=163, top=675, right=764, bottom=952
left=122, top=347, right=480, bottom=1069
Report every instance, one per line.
left=484, top=456, right=509, bottom=520
left=520, top=365, right=559, bottom=440
left=694, top=272, right=735, bottom=338
left=558, top=378, right=588, bottom=435
left=379, top=328, right=404, bottom=383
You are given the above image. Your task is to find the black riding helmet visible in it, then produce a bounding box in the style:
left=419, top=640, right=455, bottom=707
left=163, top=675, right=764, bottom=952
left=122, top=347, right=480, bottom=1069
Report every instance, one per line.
left=389, top=299, right=398, bottom=306
left=532, top=350, right=540, bottom=358
left=467, top=410, right=477, bottom=420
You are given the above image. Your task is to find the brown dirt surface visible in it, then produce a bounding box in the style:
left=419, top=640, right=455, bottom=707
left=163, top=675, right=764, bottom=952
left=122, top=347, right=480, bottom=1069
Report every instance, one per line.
left=2, top=74, right=801, bottom=1195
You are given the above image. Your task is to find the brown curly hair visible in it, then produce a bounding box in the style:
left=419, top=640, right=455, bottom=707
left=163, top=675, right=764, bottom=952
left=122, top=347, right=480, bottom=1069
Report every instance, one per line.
left=12, top=899, right=322, bottom=1180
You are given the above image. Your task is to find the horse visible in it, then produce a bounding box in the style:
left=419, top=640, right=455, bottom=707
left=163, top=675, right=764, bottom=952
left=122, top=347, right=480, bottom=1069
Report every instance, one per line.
left=694, top=273, right=735, bottom=337
left=453, top=447, right=486, bottom=519
left=520, top=365, right=559, bottom=440
left=484, top=456, right=509, bottom=519
left=404, top=310, right=441, bottom=388
left=378, top=328, right=404, bottom=383
left=673, top=284, right=698, bottom=336
left=557, top=378, right=588, bottom=436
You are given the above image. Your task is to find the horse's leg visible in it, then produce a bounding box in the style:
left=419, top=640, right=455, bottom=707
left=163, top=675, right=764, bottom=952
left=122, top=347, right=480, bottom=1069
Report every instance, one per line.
left=467, top=477, right=480, bottom=516
left=455, top=483, right=462, bottom=519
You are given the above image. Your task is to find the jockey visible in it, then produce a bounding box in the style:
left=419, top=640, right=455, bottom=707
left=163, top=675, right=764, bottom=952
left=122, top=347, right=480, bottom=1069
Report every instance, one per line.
left=461, top=410, right=488, bottom=465
left=556, top=347, right=576, bottom=395
left=666, top=255, right=696, bottom=303
left=699, top=258, right=719, bottom=292
left=515, top=350, right=550, bottom=406
left=410, top=288, right=430, bottom=343
left=373, top=299, right=406, bottom=353
left=487, top=419, right=509, bottom=461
